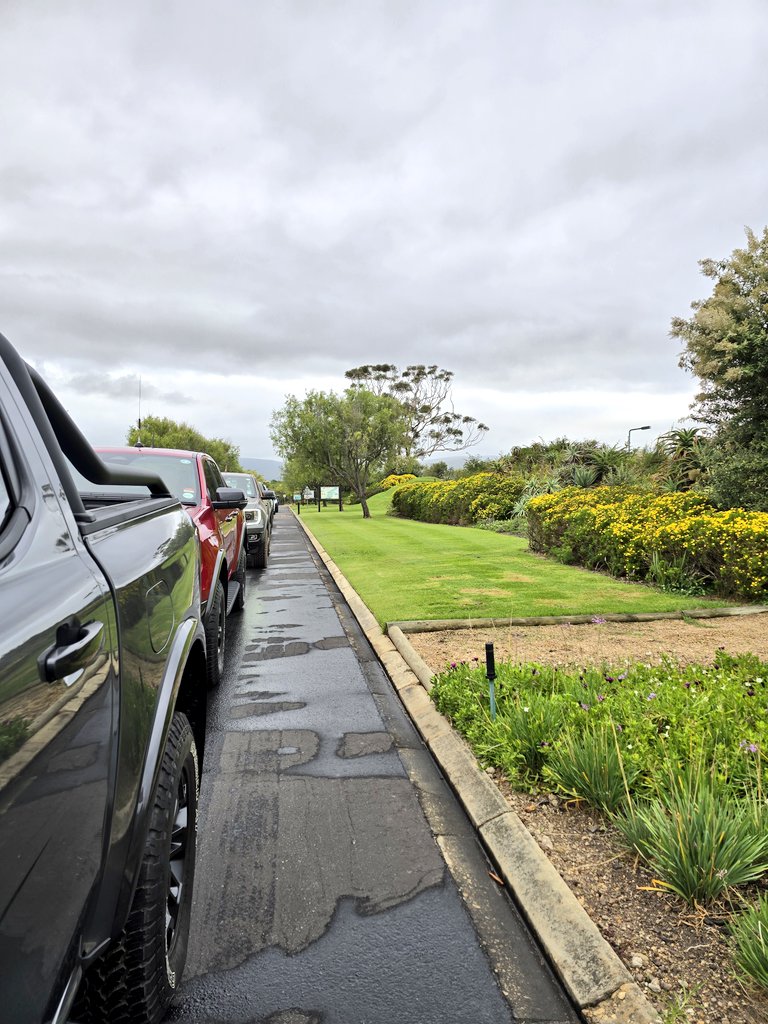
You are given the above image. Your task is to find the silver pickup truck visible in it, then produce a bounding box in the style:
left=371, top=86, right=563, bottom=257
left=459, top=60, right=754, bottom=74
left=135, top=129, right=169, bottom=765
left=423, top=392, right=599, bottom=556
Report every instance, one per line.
left=0, top=332, right=208, bottom=1024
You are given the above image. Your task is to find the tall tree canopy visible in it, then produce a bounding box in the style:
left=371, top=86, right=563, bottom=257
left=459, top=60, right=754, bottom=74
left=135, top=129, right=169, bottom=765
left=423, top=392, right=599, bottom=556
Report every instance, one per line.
left=671, top=226, right=768, bottom=509
left=126, top=415, right=243, bottom=471
left=270, top=389, right=408, bottom=517
left=344, top=363, right=488, bottom=460
left=671, top=226, right=768, bottom=443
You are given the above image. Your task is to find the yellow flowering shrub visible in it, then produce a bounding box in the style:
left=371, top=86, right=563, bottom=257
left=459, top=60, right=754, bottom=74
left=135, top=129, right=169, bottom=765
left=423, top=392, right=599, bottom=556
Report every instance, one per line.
left=378, top=473, right=416, bottom=489
left=391, top=473, right=526, bottom=525
left=527, top=487, right=768, bottom=600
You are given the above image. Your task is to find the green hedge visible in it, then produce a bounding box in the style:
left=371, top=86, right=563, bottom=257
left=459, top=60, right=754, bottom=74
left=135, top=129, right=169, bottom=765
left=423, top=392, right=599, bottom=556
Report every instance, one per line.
left=527, top=486, right=768, bottom=599
left=391, top=472, right=526, bottom=525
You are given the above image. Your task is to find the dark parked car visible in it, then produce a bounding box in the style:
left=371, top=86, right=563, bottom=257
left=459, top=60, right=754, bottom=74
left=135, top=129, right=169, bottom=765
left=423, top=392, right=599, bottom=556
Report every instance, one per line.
left=223, top=471, right=271, bottom=568
left=0, top=332, right=208, bottom=1023
left=261, top=486, right=278, bottom=522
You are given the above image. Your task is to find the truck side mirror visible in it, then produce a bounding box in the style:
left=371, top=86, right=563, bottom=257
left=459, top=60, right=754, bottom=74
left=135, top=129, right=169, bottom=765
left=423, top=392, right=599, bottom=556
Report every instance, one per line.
left=212, top=487, right=247, bottom=510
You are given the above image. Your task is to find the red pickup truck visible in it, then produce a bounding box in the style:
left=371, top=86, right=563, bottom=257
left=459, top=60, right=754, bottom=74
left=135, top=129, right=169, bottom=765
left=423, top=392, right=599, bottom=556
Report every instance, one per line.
left=84, top=446, right=247, bottom=686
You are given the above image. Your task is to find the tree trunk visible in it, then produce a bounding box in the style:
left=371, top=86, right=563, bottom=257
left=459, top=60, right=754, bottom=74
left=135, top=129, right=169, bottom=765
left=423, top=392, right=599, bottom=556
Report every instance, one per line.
left=360, top=495, right=370, bottom=518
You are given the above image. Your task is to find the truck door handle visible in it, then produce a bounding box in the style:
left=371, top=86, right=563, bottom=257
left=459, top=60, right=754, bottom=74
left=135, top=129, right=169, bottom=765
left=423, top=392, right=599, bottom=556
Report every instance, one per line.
left=42, top=619, right=105, bottom=683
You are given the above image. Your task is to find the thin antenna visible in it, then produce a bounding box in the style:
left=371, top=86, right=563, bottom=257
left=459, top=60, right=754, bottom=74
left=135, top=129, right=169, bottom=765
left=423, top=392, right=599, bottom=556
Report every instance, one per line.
left=135, top=375, right=144, bottom=448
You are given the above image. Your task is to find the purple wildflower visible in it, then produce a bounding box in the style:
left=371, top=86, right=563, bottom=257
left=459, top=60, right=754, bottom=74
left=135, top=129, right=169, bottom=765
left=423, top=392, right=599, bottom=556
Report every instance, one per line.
left=597, top=694, right=606, bottom=702
left=580, top=702, right=590, bottom=711
left=591, top=616, right=607, bottom=625
left=647, top=692, right=657, bottom=701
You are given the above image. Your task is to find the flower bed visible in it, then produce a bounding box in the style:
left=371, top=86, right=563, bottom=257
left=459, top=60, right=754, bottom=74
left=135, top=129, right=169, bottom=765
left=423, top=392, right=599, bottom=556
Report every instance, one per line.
left=430, top=651, right=768, bottom=996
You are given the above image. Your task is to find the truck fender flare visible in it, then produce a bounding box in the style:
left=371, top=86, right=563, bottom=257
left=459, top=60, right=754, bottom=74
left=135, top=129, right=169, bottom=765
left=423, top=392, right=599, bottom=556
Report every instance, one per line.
left=205, top=549, right=228, bottom=619
left=112, top=616, right=204, bottom=937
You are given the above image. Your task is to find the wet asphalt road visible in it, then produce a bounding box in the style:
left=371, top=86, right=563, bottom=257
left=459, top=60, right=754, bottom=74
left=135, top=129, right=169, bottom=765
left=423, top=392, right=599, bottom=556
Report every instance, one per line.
left=167, top=509, right=580, bottom=1024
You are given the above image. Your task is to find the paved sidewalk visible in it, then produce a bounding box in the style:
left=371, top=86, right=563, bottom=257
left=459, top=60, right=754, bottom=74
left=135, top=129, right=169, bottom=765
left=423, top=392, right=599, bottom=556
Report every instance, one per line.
left=169, top=510, right=580, bottom=1024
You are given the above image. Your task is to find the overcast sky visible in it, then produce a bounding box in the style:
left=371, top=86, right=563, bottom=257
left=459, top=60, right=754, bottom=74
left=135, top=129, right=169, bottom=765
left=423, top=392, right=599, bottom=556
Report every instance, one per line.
left=2, top=0, right=767, bottom=464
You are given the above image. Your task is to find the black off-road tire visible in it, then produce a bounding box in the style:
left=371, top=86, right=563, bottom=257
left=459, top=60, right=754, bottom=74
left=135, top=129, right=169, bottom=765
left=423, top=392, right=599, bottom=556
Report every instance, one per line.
left=233, top=547, right=246, bottom=613
left=253, top=529, right=269, bottom=570
left=74, top=712, right=199, bottom=1024
left=205, top=580, right=226, bottom=688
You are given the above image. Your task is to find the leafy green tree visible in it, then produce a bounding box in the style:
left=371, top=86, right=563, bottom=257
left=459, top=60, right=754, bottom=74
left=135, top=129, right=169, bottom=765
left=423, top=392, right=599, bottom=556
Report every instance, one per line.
left=344, top=363, right=488, bottom=459
left=427, top=460, right=450, bottom=479
left=270, top=389, right=408, bottom=517
left=126, top=415, right=242, bottom=471
left=671, top=226, right=768, bottom=508
left=458, top=455, right=496, bottom=476
left=672, top=227, right=768, bottom=440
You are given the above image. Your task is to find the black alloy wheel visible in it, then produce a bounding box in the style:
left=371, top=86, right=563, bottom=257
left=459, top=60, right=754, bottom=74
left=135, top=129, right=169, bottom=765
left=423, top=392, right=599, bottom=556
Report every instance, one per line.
left=73, top=712, right=199, bottom=1024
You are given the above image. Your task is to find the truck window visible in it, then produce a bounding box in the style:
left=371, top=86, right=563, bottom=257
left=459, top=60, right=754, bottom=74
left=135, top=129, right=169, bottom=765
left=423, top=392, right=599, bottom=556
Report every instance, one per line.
left=223, top=473, right=257, bottom=498
left=69, top=452, right=201, bottom=505
left=203, top=459, right=224, bottom=503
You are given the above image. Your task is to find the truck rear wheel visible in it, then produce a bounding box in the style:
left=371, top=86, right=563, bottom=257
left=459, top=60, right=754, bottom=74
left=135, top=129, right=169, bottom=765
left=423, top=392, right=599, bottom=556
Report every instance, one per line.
left=75, top=712, right=199, bottom=1024
left=205, top=580, right=226, bottom=687
left=253, top=530, right=269, bottom=569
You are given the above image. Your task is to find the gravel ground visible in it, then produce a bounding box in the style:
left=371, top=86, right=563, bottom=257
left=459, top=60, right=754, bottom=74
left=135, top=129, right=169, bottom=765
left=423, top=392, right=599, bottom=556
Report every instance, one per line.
left=406, top=613, right=768, bottom=672
left=408, top=613, right=768, bottom=1024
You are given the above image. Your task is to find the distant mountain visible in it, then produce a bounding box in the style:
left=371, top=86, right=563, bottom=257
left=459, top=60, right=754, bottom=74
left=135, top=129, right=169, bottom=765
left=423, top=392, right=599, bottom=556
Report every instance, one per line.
left=239, top=453, right=493, bottom=479
left=423, top=453, right=495, bottom=469
left=241, top=457, right=283, bottom=480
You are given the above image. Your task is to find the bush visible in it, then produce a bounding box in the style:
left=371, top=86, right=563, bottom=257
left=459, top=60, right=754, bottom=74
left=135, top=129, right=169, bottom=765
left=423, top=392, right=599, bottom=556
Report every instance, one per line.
left=378, top=473, right=416, bottom=490
left=391, top=473, right=526, bottom=526
left=613, top=767, right=768, bottom=904
left=731, top=894, right=768, bottom=991
left=707, top=439, right=768, bottom=512
left=482, top=691, right=568, bottom=782
left=543, top=724, right=639, bottom=813
left=526, top=486, right=768, bottom=601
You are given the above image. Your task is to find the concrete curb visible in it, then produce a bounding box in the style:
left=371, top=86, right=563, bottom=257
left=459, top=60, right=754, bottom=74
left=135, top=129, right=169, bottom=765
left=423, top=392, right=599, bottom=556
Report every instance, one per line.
left=389, top=605, right=768, bottom=633
left=293, top=512, right=661, bottom=1022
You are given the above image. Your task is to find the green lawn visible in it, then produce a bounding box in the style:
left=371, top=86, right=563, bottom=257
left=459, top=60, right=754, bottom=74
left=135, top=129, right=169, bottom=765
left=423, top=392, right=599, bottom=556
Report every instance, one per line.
left=295, top=492, right=732, bottom=626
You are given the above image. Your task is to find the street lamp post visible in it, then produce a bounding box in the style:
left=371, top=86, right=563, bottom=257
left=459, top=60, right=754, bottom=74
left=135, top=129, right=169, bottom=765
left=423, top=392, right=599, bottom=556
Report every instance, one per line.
left=626, top=425, right=651, bottom=451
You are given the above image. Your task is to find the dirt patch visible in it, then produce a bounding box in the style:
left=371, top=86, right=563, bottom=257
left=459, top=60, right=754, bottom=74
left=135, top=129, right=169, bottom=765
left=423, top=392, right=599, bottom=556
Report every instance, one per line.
left=407, top=613, right=768, bottom=1024
left=407, top=613, right=768, bottom=673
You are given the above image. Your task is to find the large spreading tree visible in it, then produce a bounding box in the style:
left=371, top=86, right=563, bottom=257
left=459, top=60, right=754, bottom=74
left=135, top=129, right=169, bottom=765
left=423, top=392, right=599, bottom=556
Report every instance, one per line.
left=126, top=415, right=243, bottom=471
left=270, top=389, right=408, bottom=517
left=671, top=226, right=768, bottom=508
left=344, top=363, right=488, bottom=461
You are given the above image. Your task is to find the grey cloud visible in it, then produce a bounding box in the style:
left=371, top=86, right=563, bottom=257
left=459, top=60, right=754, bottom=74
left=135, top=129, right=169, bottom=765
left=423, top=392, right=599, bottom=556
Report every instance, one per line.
left=1, top=0, right=766, bottom=456
left=63, top=371, right=191, bottom=404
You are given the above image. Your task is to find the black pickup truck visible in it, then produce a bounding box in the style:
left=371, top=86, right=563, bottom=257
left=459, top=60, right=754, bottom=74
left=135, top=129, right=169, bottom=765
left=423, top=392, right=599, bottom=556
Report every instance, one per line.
left=0, top=333, right=209, bottom=1024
